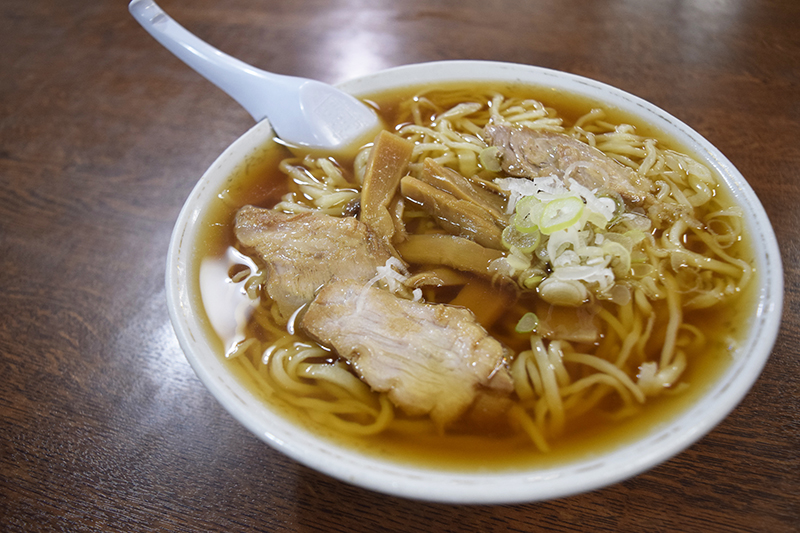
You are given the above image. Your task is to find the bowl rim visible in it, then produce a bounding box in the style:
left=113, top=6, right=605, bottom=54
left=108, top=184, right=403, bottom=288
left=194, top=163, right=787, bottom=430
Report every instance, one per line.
left=165, top=60, right=784, bottom=504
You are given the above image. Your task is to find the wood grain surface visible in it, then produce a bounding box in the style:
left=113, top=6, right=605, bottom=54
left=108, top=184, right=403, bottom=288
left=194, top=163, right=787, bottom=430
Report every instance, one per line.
left=1, top=0, right=797, bottom=531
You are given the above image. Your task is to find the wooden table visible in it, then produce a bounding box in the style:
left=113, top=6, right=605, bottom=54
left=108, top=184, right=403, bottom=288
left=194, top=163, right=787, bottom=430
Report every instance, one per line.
left=2, top=0, right=797, bottom=531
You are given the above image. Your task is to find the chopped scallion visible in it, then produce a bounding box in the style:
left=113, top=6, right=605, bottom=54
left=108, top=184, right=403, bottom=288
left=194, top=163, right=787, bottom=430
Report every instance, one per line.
left=540, top=196, right=584, bottom=234
left=502, top=225, right=541, bottom=253
left=478, top=146, right=503, bottom=172
left=515, top=312, right=540, bottom=333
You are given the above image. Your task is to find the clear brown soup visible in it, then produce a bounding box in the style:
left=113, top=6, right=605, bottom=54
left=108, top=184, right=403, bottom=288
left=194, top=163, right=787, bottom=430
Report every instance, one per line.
left=192, top=82, right=756, bottom=471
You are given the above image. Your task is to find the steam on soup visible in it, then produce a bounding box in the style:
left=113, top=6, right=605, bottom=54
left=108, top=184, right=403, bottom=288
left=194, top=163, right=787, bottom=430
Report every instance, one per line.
left=197, top=83, right=755, bottom=470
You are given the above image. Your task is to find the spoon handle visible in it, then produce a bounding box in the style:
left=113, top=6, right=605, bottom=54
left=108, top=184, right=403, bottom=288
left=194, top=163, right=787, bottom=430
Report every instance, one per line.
left=128, top=0, right=304, bottom=122
left=129, top=0, right=381, bottom=150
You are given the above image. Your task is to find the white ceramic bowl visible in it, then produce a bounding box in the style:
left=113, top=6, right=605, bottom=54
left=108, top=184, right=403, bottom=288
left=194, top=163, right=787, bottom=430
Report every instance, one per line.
left=165, top=61, right=783, bottom=504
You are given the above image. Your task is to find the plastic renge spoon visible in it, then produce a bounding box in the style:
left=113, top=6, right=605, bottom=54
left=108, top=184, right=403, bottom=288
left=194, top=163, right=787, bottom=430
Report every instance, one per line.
left=129, top=0, right=382, bottom=153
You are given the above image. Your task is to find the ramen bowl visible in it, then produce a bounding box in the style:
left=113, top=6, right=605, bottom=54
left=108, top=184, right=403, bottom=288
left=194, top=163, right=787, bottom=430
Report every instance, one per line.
left=165, top=61, right=783, bottom=504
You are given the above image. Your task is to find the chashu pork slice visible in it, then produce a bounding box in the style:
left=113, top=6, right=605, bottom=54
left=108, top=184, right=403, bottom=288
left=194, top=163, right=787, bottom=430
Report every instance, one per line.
left=299, top=278, right=514, bottom=426
left=484, top=123, right=690, bottom=225
left=234, top=206, right=393, bottom=324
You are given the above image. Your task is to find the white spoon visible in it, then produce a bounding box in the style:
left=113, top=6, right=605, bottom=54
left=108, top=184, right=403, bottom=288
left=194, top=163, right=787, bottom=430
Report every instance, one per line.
left=128, top=0, right=382, bottom=153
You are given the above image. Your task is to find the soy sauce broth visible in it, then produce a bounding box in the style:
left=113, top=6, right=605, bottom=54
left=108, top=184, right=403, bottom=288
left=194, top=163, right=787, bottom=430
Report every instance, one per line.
left=190, top=82, right=756, bottom=471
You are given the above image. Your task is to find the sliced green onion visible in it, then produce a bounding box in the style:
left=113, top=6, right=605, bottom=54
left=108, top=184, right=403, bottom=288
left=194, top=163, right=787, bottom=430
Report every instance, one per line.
left=623, top=229, right=647, bottom=245
left=502, top=225, right=541, bottom=253
left=513, top=196, right=543, bottom=232
left=522, top=274, right=544, bottom=289
left=479, top=146, right=503, bottom=172
left=602, top=240, right=632, bottom=278
left=506, top=250, right=532, bottom=271
left=585, top=210, right=610, bottom=230
left=511, top=213, right=542, bottom=235
left=515, top=312, right=540, bottom=333
left=540, top=196, right=584, bottom=234
left=597, top=189, right=626, bottom=222
left=631, top=263, right=654, bottom=277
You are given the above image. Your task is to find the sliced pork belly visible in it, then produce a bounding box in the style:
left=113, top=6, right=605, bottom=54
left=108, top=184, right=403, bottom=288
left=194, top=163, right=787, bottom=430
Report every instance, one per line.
left=299, top=278, right=514, bottom=426
left=484, top=124, right=694, bottom=226
left=234, top=206, right=392, bottom=323
left=484, top=124, right=655, bottom=204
